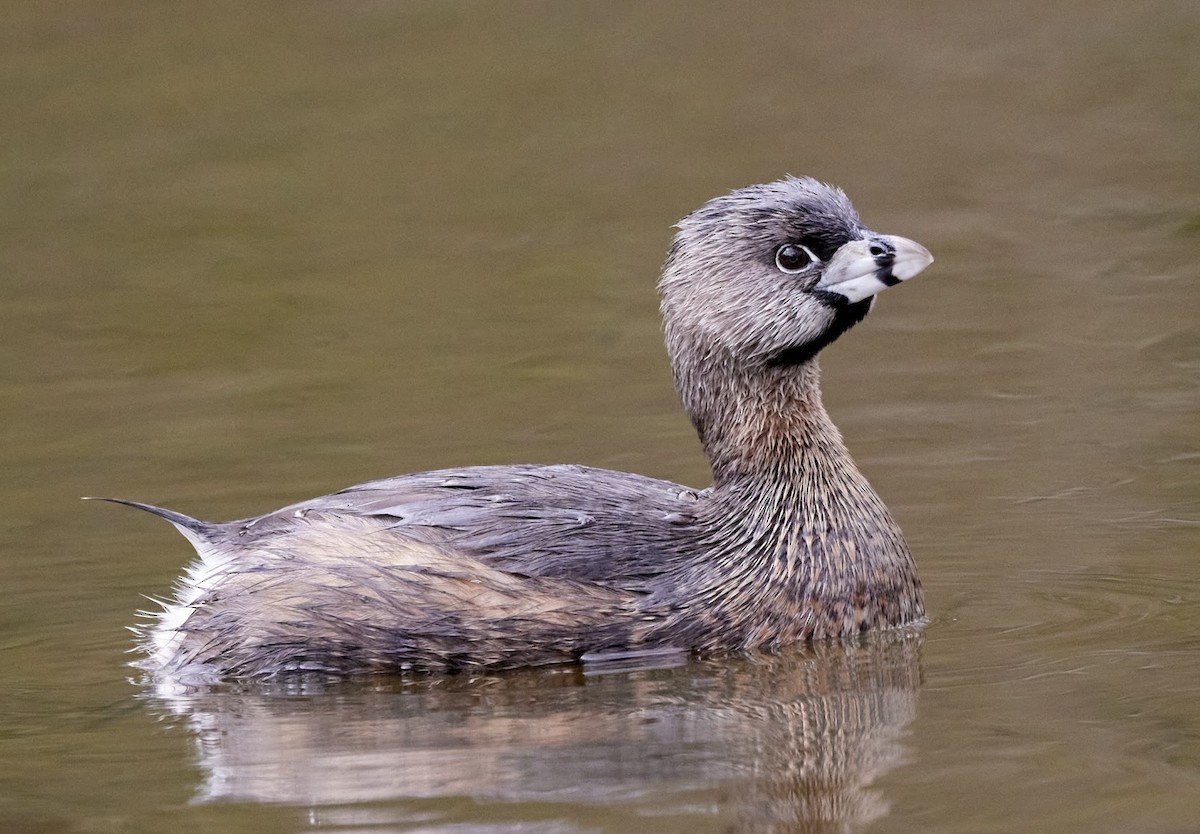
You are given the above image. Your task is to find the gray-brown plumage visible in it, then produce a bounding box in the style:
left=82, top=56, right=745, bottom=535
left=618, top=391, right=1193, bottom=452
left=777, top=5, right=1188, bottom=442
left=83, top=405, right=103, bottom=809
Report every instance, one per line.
left=103, top=176, right=934, bottom=682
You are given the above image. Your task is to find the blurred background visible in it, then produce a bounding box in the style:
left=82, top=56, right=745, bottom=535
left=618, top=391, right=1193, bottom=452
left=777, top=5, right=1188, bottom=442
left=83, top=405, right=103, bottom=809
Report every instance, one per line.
left=1, top=1, right=1197, bottom=832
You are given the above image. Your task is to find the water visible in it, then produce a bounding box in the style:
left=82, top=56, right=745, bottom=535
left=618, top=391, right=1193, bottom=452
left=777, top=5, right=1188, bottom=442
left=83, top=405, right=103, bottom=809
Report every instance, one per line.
left=2, top=1, right=1197, bottom=831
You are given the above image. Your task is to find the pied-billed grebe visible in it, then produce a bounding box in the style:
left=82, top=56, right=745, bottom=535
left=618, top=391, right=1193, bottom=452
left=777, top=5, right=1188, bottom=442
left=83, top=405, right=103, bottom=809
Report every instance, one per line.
left=101, top=177, right=933, bottom=680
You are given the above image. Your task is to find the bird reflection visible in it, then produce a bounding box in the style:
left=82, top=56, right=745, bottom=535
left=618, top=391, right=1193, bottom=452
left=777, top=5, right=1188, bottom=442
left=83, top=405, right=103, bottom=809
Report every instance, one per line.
left=143, top=630, right=922, bottom=833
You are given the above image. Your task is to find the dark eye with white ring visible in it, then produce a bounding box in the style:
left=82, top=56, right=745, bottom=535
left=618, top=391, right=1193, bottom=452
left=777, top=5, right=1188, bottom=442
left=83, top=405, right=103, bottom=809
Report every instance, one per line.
left=774, top=243, right=819, bottom=274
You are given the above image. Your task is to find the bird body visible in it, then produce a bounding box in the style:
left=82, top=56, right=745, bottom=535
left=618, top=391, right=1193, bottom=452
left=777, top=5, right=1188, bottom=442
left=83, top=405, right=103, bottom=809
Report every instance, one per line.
left=107, top=177, right=933, bottom=681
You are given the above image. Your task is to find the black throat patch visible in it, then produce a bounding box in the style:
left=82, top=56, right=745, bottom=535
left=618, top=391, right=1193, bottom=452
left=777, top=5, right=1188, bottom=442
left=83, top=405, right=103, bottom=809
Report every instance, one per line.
left=765, top=295, right=873, bottom=368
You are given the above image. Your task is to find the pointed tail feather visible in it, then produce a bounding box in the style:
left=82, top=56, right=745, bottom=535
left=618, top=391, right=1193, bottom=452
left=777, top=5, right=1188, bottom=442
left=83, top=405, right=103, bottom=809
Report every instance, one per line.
left=83, top=496, right=205, bottom=530
left=83, top=497, right=213, bottom=549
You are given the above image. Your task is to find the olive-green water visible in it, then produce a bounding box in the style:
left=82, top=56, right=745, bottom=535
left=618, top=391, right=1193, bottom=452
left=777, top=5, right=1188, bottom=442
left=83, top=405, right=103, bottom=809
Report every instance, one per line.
left=2, top=2, right=1198, bottom=831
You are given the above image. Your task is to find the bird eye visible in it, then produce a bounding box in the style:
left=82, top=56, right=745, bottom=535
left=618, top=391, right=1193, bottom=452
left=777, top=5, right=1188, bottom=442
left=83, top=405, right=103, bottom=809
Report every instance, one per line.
left=775, top=243, right=818, bottom=274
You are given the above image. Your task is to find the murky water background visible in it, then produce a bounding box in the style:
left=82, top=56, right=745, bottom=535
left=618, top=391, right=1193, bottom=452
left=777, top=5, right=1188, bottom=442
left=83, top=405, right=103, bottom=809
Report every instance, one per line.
left=2, top=1, right=1197, bottom=831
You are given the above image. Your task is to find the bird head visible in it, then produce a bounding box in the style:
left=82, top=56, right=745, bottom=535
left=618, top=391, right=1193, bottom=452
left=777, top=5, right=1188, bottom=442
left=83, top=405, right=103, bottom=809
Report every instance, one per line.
left=659, top=176, right=933, bottom=371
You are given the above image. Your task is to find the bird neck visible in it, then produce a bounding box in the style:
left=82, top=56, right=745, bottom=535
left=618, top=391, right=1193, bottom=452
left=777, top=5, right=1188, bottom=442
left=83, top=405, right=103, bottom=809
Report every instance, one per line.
left=697, top=358, right=888, bottom=547
left=655, top=354, right=923, bottom=645
left=680, top=357, right=854, bottom=491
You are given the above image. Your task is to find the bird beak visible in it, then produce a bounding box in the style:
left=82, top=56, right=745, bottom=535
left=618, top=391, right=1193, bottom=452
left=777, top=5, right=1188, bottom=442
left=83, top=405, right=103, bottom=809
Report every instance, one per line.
left=816, top=234, right=933, bottom=304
